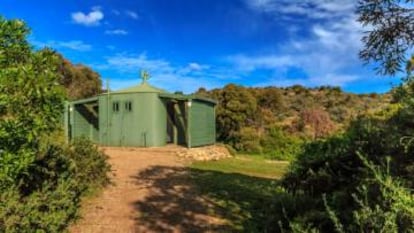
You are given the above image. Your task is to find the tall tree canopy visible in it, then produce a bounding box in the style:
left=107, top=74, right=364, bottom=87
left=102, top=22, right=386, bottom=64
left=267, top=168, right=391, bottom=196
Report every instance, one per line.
left=357, top=0, right=414, bottom=75
left=56, top=54, right=102, bottom=100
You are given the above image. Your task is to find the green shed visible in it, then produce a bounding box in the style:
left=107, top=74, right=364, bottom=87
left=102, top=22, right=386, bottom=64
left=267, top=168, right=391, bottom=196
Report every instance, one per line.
left=65, top=78, right=217, bottom=148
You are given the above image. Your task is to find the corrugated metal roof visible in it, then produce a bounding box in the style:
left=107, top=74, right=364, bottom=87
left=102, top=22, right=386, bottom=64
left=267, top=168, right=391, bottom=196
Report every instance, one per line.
left=111, top=81, right=167, bottom=94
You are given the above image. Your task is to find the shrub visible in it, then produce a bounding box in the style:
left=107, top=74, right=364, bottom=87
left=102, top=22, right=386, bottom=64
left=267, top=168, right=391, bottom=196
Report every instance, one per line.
left=68, top=138, right=111, bottom=193
left=280, top=102, right=414, bottom=232
left=233, top=126, right=263, bottom=154
left=0, top=17, right=111, bottom=232
left=0, top=139, right=111, bottom=232
left=261, top=127, right=303, bottom=161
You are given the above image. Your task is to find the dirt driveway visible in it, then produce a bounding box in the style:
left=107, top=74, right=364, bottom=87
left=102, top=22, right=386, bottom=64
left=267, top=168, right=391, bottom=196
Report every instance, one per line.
left=70, top=146, right=226, bottom=233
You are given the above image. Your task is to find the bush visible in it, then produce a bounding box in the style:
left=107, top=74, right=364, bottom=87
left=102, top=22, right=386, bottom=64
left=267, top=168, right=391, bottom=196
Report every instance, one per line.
left=234, top=126, right=262, bottom=154
left=0, top=16, right=111, bottom=232
left=0, top=139, right=110, bottom=232
left=68, top=138, right=111, bottom=193
left=0, top=182, right=81, bottom=232
left=261, top=127, right=303, bottom=161
left=280, top=102, right=414, bottom=232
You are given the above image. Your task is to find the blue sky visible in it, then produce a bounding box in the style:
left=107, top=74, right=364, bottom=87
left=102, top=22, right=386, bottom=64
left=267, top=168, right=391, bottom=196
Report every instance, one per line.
left=0, top=0, right=400, bottom=93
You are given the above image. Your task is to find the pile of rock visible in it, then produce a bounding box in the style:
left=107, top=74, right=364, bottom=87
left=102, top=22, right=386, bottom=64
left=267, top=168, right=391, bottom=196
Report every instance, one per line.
left=176, top=145, right=232, bottom=161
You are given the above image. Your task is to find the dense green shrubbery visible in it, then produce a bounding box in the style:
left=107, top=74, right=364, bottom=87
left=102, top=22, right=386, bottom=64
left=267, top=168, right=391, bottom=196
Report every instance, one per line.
left=197, top=83, right=386, bottom=160
left=278, top=95, right=414, bottom=232
left=0, top=17, right=110, bottom=232
left=260, top=127, right=303, bottom=161
left=67, top=138, right=111, bottom=192
left=232, top=126, right=304, bottom=161
left=0, top=140, right=110, bottom=232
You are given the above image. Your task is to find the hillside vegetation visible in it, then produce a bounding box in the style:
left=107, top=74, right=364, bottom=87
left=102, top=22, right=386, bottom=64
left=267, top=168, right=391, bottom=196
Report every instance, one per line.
left=196, top=84, right=390, bottom=160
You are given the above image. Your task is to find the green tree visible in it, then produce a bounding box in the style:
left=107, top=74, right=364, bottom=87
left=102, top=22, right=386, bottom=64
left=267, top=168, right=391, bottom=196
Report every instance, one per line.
left=0, top=18, right=65, bottom=186
left=213, top=84, right=257, bottom=143
left=56, top=54, right=102, bottom=100
left=0, top=17, right=110, bottom=231
left=357, top=0, right=414, bottom=75
left=0, top=18, right=31, bottom=67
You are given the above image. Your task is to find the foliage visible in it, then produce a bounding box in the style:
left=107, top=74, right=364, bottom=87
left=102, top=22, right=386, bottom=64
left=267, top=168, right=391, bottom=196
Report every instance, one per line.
left=276, top=4, right=414, bottom=229
left=349, top=154, right=414, bottom=232
left=0, top=140, right=110, bottom=232
left=197, top=84, right=387, bottom=159
left=260, top=126, right=303, bottom=161
left=233, top=126, right=262, bottom=153
left=357, top=0, right=414, bottom=75
left=279, top=97, right=414, bottom=232
left=0, top=16, right=110, bottom=232
left=56, top=55, right=102, bottom=100
left=212, top=84, right=257, bottom=143
left=67, top=138, right=111, bottom=193
left=297, top=108, right=335, bottom=139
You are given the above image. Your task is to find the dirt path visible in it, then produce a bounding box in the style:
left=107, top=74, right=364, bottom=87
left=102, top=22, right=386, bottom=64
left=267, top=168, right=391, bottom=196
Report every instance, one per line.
left=70, top=146, right=226, bottom=233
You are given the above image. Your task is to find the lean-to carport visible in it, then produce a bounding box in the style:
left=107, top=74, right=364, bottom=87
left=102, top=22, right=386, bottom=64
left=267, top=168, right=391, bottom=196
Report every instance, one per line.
left=160, top=93, right=216, bottom=148
left=65, top=96, right=99, bottom=143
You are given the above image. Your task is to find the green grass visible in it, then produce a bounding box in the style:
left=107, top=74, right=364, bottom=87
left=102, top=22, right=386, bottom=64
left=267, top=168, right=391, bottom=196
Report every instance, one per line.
left=191, top=154, right=288, bottom=179
left=189, top=155, right=291, bottom=232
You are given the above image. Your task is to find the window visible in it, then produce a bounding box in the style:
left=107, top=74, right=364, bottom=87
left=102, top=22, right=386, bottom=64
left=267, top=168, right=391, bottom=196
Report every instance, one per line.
left=112, top=102, right=119, bottom=112
left=125, top=101, right=132, bottom=112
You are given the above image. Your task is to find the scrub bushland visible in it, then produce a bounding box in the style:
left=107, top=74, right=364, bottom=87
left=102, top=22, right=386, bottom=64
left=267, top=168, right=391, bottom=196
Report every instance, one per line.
left=0, top=17, right=110, bottom=232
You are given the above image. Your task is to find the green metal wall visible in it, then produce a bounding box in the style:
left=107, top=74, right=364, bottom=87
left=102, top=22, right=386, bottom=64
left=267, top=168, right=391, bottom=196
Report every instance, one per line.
left=189, top=100, right=216, bottom=147
left=70, top=104, right=99, bottom=143
left=99, top=92, right=167, bottom=147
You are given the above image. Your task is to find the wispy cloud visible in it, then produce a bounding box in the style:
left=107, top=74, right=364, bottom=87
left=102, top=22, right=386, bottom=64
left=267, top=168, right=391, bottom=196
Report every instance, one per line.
left=125, top=10, right=139, bottom=19
left=105, top=29, right=128, bottom=35
left=71, top=6, right=104, bottom=26
left=187, top=62, right=210, bottom=71
left=32, top=40, right=92, bottom=51
left=227, top=54, right=294, bottom=72
left=106, top=45, right=116, bottom=50
left=104, top=53, right=173, bottom=73
left=112, top=10, right=121, bottom=16
left=229, top=0, right=367, bottom=88
left=111, top=9, right=139, bottom=20
left=245, top=0, right=354, bottom=20
left=92, top=53, right=224, bottom=93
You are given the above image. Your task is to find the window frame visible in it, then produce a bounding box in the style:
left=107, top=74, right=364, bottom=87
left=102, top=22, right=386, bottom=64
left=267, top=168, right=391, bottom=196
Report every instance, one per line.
left=125, top=101, right=132, bottom=112
left=112, top=101, right=120, bottom=113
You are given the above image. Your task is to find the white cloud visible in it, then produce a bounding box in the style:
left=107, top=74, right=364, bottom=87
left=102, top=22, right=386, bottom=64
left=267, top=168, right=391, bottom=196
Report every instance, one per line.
left=227, top=17, right=365, bottom=86
left=225, top=0, right=367, bottom=88
left=104, top=53, right=173, bottom=74
left=125, top=10, right=139, bottom=19
left=105, top=29, right=128, bottom=35
left=188, top=63, right=203, bottom=71
left=92, top=53, right=225, bottom=93
left=32, top=40, right=92, bottom=51
left=227, top=54, right=294, bottom=71
left=187, top=62, right=210, bottom=71
left=71, top=6, right=104, bottom=26
left=246, top=0, right=354, bottom=19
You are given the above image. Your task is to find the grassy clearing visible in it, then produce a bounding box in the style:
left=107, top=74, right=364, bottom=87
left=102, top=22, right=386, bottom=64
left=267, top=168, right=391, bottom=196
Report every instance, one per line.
left=191, top=154, right=288, bottom=179
left=189, top=155, right=290, bottom=232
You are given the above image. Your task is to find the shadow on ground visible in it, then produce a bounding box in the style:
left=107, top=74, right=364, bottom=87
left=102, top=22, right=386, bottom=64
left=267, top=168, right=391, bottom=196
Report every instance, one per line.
left=131, top=166, right=286, bottom=232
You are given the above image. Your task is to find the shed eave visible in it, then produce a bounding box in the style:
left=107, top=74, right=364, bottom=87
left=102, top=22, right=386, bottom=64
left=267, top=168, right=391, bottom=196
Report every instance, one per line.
left=70, top=96, right=99, bottom=105
left=159, top=93, right=217, bottom=105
